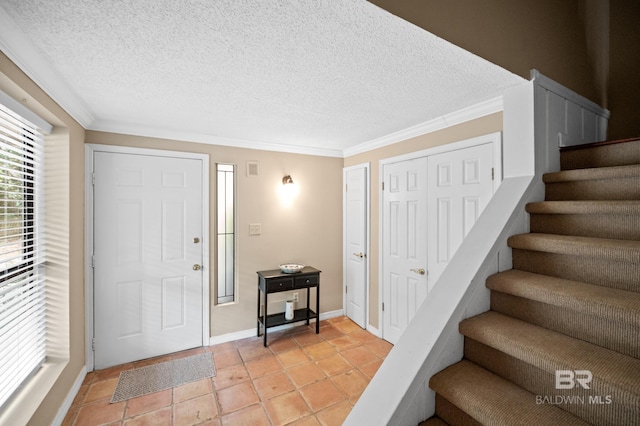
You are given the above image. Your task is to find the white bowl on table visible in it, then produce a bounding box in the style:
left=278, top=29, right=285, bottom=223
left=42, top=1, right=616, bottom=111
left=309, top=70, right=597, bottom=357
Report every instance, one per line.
left=279, top=263, right=305, bottom=274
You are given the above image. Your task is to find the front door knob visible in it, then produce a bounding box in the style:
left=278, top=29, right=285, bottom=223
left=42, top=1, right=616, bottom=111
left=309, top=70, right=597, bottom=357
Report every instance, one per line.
left=410, top=268, right=426, bottom=275
left=193, top=264, right=201, bottom=271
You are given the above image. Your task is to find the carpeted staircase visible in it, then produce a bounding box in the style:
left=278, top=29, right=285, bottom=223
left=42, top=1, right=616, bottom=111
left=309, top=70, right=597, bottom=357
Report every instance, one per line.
left=424, top=138, right=640, bottom=425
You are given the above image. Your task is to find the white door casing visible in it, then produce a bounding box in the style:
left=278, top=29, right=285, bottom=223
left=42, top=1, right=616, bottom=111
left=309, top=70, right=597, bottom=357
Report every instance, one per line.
left=382, top=157, right=428, bottom=344
left=426, top=143, right=494, bottom=292
left=344, top=164, right=369, bottom=329
left=89, top=147, right=209, bottom=370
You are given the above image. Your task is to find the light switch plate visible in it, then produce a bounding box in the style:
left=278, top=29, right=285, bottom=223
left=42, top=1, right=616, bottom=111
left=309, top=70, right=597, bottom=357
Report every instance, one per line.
left=249, top=223, right=261, bottom=235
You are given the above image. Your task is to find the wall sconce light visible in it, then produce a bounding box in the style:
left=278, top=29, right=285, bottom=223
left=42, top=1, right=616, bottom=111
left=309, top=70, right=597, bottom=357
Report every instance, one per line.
left=279, top=174, right=299, bottom=206
left=282, top=175, right=294, bottom=185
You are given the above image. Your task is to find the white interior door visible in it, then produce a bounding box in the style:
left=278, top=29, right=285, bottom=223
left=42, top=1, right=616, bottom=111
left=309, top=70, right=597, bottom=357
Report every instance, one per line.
left=426, top=143, right=494, bottom=290
left=382, top=158, right=428, bottom=344
left=344, top=165, right=368, bottom=329
left=93, top=151, right=204, bottom=369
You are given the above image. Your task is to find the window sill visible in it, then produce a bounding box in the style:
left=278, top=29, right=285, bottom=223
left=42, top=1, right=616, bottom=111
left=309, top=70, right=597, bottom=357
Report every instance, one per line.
left=0, top=357, right=68, bottom=425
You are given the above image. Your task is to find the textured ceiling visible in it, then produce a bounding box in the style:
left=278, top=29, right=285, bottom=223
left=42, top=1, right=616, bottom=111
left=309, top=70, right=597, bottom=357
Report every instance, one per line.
left=0, top=0, right=525, bottom=156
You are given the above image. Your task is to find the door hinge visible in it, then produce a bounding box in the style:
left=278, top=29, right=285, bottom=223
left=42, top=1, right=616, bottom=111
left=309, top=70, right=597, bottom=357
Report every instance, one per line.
left=345, top=285, right=348, bottom=294
left=91, top=255, right=95, bottom=268
left=92, top=338, right=96, bottom=351
left=382, top=182, right=385, bottom=191
left=345, top=184, right=348, bottom=192
left=382, top=302, right=385, bottom=312
left=491, top=167, right=494, bottom=180
left=92, top=172, right=95, bottom=185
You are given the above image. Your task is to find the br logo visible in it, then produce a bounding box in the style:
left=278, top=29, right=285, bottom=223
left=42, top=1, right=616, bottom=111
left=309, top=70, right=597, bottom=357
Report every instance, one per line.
left=555, top=370, right=592, bottom=389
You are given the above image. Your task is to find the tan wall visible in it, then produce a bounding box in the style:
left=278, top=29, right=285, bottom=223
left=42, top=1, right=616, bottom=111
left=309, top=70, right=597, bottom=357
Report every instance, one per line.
left=608, top=0, right=640, bottom=140
left=344, top=112, right=502, bottom=328
left=368, top=0, right=640, bottom=139
left=85, top=131, right=344, bottom=337
left=368, top=0, right=598, bottom=102
left=0, top=52, right=85, bottom=425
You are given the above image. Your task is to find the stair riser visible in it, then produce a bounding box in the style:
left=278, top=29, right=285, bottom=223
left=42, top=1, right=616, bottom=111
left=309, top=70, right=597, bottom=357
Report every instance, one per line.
left=464, top=338, right=637, bottom=426
left=529, top=213, right=640, bottom=240
left=490, top=291, right=640, bottom=358
left=430, top=360, right=591, bottom=425
left=434, top=394, right=482, bottom=426
left=512, top=249, right=640, bottom=293
left=560, top=141, right=640, bottom=170
left=545, top=177, right=640, bottom=201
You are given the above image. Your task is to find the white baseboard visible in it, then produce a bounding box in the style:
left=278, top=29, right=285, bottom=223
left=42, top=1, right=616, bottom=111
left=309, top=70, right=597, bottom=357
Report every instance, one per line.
left=52, top=366, right=87, bottom=426
left=209, top=309, right=344, bottom=346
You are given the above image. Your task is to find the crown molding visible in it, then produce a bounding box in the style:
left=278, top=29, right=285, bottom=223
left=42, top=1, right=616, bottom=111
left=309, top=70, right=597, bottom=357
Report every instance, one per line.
left=0, top=6, right=95, bottom=128
left=1, top=4, right=506, bottom=159
left=89, top=119, right=345, bottom=158
left=342, top=96, right=504, bottom=157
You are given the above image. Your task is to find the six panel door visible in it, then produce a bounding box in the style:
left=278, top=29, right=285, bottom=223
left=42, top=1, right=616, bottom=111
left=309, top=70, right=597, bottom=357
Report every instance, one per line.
left=93, top=152, right=204, bottom=369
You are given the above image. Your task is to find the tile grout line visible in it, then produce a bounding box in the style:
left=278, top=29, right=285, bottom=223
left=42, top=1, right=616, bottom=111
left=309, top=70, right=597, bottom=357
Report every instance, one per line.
left=66, top=318, right=392, bottom=425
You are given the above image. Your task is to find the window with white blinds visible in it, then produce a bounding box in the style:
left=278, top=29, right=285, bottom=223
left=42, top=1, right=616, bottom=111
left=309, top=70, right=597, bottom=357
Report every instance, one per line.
left=0, top=102, right=46, bottom=409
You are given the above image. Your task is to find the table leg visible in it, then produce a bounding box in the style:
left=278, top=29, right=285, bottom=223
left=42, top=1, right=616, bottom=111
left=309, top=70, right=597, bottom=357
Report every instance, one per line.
left=257, top=287, right=261, bottom=337
left=315, top=285, right=320, bottom=334
left=263, top=291, right=268, bottom=347
left=305, top=288, right=310, bottom=326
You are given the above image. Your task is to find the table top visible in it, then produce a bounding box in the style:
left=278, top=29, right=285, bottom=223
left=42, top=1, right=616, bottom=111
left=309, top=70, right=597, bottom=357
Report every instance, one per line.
left=257, top=266, right=321, bottom=279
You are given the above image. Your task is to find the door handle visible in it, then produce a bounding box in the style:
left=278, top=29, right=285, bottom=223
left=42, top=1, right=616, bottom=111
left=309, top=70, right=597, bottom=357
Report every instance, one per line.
left=410, top=268, right=426, bottom=275
left=193, top=264, right=201, bottom=271
left=353, top=252, right=365, bottom=258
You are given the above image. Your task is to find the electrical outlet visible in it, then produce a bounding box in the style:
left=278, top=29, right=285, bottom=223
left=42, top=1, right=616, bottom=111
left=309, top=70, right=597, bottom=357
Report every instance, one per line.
left=293, top=292, right=299, bottom=302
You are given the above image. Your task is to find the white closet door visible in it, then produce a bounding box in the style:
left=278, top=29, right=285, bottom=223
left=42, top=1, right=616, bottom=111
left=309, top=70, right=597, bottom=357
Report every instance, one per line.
left=427, top=143, right=494, bottom=291
left=382, top=158, right=428, bottom=344
left=345, top=165, right=368, bottom=329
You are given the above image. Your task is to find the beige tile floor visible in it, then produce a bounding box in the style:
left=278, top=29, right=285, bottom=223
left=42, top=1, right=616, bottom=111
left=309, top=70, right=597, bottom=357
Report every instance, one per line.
left=63, top=316, right=392, bottom=425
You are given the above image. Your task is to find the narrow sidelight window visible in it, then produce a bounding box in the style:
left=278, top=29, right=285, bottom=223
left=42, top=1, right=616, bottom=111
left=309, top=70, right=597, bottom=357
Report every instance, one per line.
left=216, top=164, right=235, bottom=304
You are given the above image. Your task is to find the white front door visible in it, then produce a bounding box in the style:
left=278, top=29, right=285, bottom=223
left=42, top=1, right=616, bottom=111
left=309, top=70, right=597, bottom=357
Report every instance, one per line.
left=426, top=143, right=494, bottom=291
left=382, top=157, right=428, bottom=344
left=93, top=151, right=204, bottom=369
left=344, top=165, right=368, bottom=329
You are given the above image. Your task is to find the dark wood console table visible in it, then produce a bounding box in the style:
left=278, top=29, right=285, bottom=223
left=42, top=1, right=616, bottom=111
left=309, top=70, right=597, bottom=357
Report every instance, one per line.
left=257, top=266, right=321, bottom=347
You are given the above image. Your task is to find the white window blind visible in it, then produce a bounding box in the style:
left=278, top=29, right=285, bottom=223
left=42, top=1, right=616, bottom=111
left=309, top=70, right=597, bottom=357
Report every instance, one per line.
left=0, top=101, right=46, bottom=409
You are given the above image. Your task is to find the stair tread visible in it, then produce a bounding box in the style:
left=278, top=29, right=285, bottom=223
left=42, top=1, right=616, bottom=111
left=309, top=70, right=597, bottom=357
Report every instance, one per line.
left=560, top=136, right=640, bottom=152
left=487, top=270, right=640, bottom=326
left=543, top=163, right=640, bottom=183
left=430, top=360, right=590, bottom=426
left=459, top=312, right=640, bottom=394
left=526, top=200, right=640, bottom=215
left=560, top=138, right=640, bottom=170
left=508, top=233, right=640, bottom=262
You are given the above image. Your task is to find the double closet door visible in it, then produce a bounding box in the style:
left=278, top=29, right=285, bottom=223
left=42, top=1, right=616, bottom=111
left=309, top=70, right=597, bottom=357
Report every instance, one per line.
left=382, top=142, right=495, bottom=344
